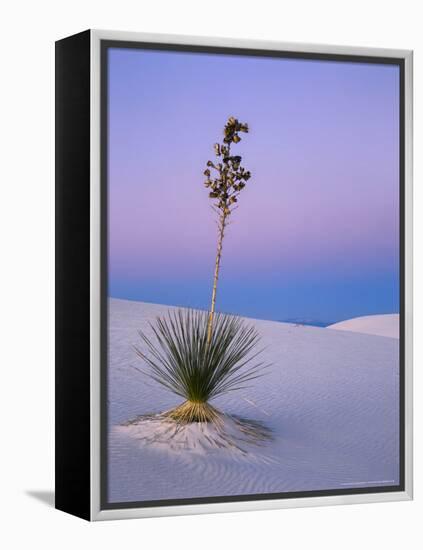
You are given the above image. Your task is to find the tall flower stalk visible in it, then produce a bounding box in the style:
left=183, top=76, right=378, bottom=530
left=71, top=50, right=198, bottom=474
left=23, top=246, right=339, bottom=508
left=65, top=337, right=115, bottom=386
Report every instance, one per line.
left=204, top=117, right=252, bottom=342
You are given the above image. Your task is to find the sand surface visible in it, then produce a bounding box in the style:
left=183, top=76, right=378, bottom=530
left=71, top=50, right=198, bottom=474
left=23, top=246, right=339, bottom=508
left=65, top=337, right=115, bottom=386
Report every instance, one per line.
left=328, top=314, right=399, bottom=339
left=108, top=298, right=400, bottom=504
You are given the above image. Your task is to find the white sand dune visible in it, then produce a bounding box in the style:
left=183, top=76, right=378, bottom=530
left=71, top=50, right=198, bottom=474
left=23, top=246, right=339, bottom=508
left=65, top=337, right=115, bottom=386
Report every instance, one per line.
left=108, top=298, right=400, bottom=503
left=328, top=314, right=399, bottom=339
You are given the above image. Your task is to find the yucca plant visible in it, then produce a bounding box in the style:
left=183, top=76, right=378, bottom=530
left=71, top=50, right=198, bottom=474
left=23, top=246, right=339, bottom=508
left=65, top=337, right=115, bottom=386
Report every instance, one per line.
left=135, top=117, right=265, bottom=424
left=135, top=309, right=265, bottom=423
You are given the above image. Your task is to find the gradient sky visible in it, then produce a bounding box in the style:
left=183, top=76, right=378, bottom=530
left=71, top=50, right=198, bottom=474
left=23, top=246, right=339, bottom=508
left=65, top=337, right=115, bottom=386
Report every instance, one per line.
left=107, top=47, right=400, bottom=324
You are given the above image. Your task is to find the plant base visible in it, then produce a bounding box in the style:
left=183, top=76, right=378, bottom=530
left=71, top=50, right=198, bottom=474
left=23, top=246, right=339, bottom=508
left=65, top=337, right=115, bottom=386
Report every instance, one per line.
left=164, top=400, right=221, bottom=424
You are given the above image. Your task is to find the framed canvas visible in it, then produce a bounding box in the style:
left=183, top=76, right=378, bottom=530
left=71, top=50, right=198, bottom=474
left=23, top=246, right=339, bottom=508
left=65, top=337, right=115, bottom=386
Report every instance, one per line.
left=55, top=29, right=413, bottom=521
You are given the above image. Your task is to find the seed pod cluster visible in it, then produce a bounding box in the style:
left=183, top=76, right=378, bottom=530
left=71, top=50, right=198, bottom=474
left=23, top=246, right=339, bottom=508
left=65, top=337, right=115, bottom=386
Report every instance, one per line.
left=203, top=117, right=251, bottom=216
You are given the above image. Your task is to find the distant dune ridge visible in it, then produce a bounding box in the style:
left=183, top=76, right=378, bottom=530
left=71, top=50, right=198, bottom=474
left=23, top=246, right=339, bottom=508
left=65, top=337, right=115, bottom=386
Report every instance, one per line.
left=108, top=298, right=400, bottom=503
left=328, top=314, right=399, bottom=339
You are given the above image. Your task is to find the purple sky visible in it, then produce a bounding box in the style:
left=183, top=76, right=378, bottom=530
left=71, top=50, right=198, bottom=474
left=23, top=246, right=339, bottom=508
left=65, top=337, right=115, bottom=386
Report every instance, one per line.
left=107, top=47, right=400, bottom=323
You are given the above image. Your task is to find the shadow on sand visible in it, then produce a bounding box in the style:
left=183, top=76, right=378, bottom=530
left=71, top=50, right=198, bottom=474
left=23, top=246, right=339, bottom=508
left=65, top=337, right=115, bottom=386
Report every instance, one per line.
left=120, top=410, right=273, bottom=460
